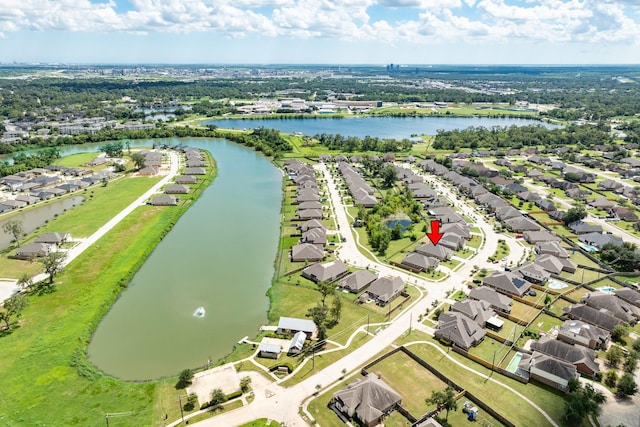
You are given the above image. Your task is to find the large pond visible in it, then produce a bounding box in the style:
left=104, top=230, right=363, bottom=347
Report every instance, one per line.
left=204, top=116, right=558, bottom=139
left=0, top=196, right=84, bottom=250
left=87, top=139, right=282, bottom=380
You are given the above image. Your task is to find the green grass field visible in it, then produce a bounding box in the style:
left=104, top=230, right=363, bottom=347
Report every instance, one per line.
left=0, top=153, right=216, bottom=426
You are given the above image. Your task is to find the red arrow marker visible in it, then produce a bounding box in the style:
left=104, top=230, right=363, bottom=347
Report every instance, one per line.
left=427, top=220, right=444, bottom=246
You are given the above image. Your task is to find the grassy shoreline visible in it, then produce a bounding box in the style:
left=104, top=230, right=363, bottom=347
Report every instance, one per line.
left=0, top=149, right=217, bottom=426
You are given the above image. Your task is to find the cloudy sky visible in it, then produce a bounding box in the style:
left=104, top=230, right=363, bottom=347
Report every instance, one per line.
left=1, top=0, right=640, bottom=64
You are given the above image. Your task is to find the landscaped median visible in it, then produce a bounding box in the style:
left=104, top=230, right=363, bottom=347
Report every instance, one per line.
left=0, top=149, right=216, bottom=426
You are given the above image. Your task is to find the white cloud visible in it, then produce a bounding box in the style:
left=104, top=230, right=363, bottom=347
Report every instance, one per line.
left=0, top=0, right=638, bottom=47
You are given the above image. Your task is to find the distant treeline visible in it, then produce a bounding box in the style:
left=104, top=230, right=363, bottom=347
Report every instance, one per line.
left=1, top=148, right=61, bottom=177
left=313, top=133, right=414, bottom=152
left=432, top=124, right=612, bottom=150
left=0, top=126, right=292, bottom=177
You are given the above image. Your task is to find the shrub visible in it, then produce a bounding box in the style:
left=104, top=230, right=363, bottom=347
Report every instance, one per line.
left=225, top=391, right=242, bottom=400
left=604, top=370, right=618, bottom=388
left=175, top=368, right=194, bottom=389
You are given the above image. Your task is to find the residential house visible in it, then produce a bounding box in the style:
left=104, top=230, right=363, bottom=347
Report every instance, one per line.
left=276, top=317, right=317, bottom=337
left=175, top=175, right=198, bottom=184
left=531, top=337, right=600, bottom=377
left=338, top=270, right=377, bottom=293
left=469, top=286, right=512, bottom=314
left=483, top=271, right=532, bottom=297
left=297, top=209, right=323, bottom=220
left=558, top=320, right=610, bottom=350
left=290, top=243, right=323, bottom=262
left=367, top=276, right=405, bottom=306
left=258, top=341, right=281, bottom=359
left=451, top=299, right=496, bottom=327
left=536, top=241, right=570, bottom=258
left=298, top=219, right=324, bottom=233
left=34, top=232, right=70, bottom=245
left=581, top=292, right=640, bottom=324
left=149, top=195, right=178, bottom=206
left=440, top=222, right=471, bottom=239
left=164, top=184, right=189, bottom=194
left=518, top=352, right=579, bottom=392
left=184, top=167, right=206, bottom=175
left=535, top=254, right=577, bottom=274
left=524, top=230, right=561, bottom=244
left=138, top=167, right=158, bottom=176
left=495, top=206, right=522, bottom=221
left=588, top=197, right=616, bottom=210
left=563, top=304, right=623, bottom=331
left=517, top=191, right=541, bottom=202
left=331, top=373, right=402, bottom=427
left=415, top=242, right=453, bottom=261
left=504, top=216, right=541, bottom=232
left=536, top=199, right=556, bottom=212
left=15, top=243, right=52, bottom=259
left=14, top=194, right=40, bottom=205
left=614, top=288, right=640, bottom=308
left=514, top=262, right=550, bottom=284
left=400, top=252, right=439, bottom=272
left=301, top=227, right=327, bottom=247
left=301, top=260, right=348, bottom=283
left=568, top=221, right=602, bottom=235
left=578, top=232, right=624, bottom=249
left=434, top=312, right=486, bottom=350
left=609, top=207, right=639, bottom=222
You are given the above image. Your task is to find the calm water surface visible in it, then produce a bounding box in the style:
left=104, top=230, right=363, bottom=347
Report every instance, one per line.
left=205, top=116, right=558, bottom=139
left=87, top=139, right=282, bottom=380
left=0, top=197, right=84, bottom=250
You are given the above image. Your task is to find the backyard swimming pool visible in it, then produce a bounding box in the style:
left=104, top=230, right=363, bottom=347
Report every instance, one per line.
left=579, top=243, right=598, bottom=252
left=548, top=279, right=569, bottom=290
left=598, top=286, right=616, bottom=294
left=506, top=352, right=523, bottom=373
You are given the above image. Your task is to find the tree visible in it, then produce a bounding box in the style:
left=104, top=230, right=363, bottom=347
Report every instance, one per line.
left=632, top=337, right=640, bottom=353
left=604, top=370, right=618, bottom=388
left=380, top=165, right=397, bottom=188
left=100, top=141, right=124, bottom=157
left=623, top=353, right=638, bottom=374
left=130, top=152, right=146, bottom=169
left=564, top=380, right=606, bottom=426
left=40, top=251, right=67, bottom=284
left=611, top=325, right=629, bottom=343
left=425, top=386, right=458, bottom=421
left=605, top=346, right=624, bottom=368
left=306, top=305, right=328, bottom=341
left=240, top=376, right=251, bottom=393
left=17, top=273, right=33, bottom=290
left=2, top=219, right=24, bottom=247
left=175, top=368, right=193, bottom=389
left=0, top=293, right=28, bottom=329
left=209, top=388, right=227, bottom=407
left=563, top=206, right=587, bottom=224
left=329, top=295, right=343, bottom=324
left=616, top=373, right=638, bottom=398
left=316, top=281, right=335, bottom=308
left=390, top=222, right=403, bottom=240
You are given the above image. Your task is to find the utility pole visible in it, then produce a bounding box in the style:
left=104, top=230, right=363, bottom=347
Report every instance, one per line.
left=178, top=395, right=184, bottom=423
left=105, top=415, right=109, bottom=427
left=367, top=314, right=370, bottom=334
left=491, top=350, right=496, bottom=378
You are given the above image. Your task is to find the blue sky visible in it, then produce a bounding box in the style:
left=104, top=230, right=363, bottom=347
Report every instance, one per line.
left=1, top=0, right=640, bottom=64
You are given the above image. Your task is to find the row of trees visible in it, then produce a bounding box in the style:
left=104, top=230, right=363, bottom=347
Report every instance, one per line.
left=0, top=148, right=61, bottom=178
left=314, top=133, right=413, bottom=153
left=431, top=124, right=611, bottom=151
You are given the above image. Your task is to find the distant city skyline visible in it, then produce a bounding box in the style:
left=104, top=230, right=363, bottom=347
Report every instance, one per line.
left=1, top=0, right=640, bottom=64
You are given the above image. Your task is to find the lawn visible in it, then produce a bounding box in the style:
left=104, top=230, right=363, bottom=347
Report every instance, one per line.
left=492, top=318, right=527, bottom=342
left=239, top=419, right=282, bottom=427
left=53, top=151, right=101, bottom=167
left=0, top=205, right=187, bottom=426
left=367, top=351, right=448, bottom=417
left=547, top=298, right=573, bottom=316
left=394, top=331, right=565, bottom=427
left=530, top=313, right=564, bottom=334
left=510, top=300, right=542, bottom=323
